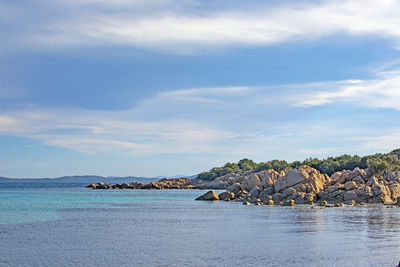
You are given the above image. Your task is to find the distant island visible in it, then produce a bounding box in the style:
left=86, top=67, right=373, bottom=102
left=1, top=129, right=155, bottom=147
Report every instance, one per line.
left=0, top=175, right=158, bottom=184
left=88, top=149, right=400, bottom=207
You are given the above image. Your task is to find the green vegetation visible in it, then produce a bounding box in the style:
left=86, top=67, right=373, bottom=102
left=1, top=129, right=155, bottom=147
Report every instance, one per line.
left=197, top=149, right=400, bottom=181
left=196, top=159, right=253, bottom=181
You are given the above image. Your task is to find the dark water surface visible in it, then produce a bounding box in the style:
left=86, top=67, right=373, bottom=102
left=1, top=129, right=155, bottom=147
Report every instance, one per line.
left=0, top=183, right=399, bottom=266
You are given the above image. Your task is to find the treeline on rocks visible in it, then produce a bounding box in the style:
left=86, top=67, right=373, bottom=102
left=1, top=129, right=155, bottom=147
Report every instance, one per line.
left=197, top=149, right=400, bottom=181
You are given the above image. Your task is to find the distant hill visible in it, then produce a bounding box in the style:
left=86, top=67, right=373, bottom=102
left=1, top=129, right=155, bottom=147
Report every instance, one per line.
left=0, top=175, right=159, bottom=184
left=154, top=174, right=198, bottom=179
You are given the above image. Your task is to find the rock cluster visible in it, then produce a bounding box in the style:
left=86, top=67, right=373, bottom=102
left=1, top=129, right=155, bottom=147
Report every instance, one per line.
left=195, top=165, right=400, bottom=206
left=87, top=177, right=197, bottom=190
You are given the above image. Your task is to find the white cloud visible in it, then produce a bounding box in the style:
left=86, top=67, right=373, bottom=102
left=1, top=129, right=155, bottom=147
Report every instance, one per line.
left=0, top=107, right=238, bottom=155
left=0, top=115, right=19, bottom=128
left=1, top=62, right=400, bottom=159
left=157, top=86, right=250, bottom=103
left=292, top=69, right=400, bottom=109
left=3, top=0, right=400, bottom=52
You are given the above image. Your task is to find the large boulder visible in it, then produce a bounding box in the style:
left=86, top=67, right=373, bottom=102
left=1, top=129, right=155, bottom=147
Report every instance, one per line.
left=259, top=186, right=275, bottom=200
left=227, top=183, right=241, bottom=194
left=331, top=168, right=367, bottom=184
left=331, top=171, right=346, bottom=184
left=327, top=183, right=343, bottom=193
left=344, top=181, right=358, bottom=191
left=352, top=176, right=365, bottom=185
left=366, top=177, right=378, bottom=187
left=281, top=187, right=296, bottom=199
left=274, top=165, right=329, bottom=193
left=258, top=169, right=280, bottom=187
left=389, top=183, right=400, bottom=200
left=195, top=190, right=219, bottom=201
left=249, top=186, right=260, bottom=198
left=371, top=183, right=392, bottom=203
left=242, top=174, right=262, bottom=192
left=343, top=190, right=358, bottom=202
left=271, top=193, right=282, bottom=203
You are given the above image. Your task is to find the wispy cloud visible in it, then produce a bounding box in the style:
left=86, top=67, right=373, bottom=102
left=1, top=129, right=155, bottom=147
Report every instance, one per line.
left=3, top=0, right=400, bottom=52
left=156, top=86, right=250, bottom=103
left=0, top=107, right=238, bottom=155
left=292, top=69, right=400, bottom=110
left=1, top=63, right=400, bottom=159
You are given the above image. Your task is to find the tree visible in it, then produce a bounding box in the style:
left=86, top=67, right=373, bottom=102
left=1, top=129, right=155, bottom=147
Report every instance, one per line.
left=238, top=158, right=257, bottom=171
left=197, top=149, right=399, bottom=181
left=368, top=158, right=390, bottom=175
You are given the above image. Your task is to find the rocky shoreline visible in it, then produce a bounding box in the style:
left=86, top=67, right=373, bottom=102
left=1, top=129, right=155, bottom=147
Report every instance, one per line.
left=87, top=165, right=400, bottom=207
left=195, top=165, right=400, bottom=207
left=87, top=177, right=199, bottom=190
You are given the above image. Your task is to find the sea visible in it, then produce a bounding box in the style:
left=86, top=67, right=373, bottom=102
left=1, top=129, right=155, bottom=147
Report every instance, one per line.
left=0, top=182, right=399, bottom=267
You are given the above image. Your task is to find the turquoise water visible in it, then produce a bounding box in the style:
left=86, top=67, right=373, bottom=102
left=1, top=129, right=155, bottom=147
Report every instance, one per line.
left=1, top=183, right=400, bottom=266
left=0, top=184, right=203, bottom=225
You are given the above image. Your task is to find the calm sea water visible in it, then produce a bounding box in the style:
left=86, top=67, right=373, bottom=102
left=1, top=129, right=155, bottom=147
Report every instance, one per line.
left=1, top=182, right=400, bottom=267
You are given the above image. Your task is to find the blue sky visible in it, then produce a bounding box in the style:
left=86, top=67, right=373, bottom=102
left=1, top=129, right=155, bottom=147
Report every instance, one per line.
left=1, top=0, right=400, bottom=178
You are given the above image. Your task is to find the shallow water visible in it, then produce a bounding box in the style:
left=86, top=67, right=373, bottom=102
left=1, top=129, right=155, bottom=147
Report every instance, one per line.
left=1, top=183, right=399, bottom=266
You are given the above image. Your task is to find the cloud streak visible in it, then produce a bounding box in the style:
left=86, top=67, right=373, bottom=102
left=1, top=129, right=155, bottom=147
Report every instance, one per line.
left=1, top=63, right=400, bottom=159
left=3, top=0, right=400, bottom=52
left=292, top=70, right=400, bottom=110
left=0, top=107, right=237, bottom=155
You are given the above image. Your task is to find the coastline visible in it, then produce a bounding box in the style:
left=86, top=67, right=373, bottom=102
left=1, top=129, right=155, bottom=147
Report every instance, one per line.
left=88, top=165, right=400, bottom=207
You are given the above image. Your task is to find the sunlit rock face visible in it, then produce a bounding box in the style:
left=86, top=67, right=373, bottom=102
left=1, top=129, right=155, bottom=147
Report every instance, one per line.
left=206, top=166, right=400, bottom=206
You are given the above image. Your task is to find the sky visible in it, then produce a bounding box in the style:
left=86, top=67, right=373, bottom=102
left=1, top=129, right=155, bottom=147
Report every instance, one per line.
left=1, top=0, right=400, bottom=178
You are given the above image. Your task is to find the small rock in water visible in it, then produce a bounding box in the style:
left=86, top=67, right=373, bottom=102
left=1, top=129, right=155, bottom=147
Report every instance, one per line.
left=195, top=190, right=219, bottom=201
left=266, top=200, right=274, bottom=205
